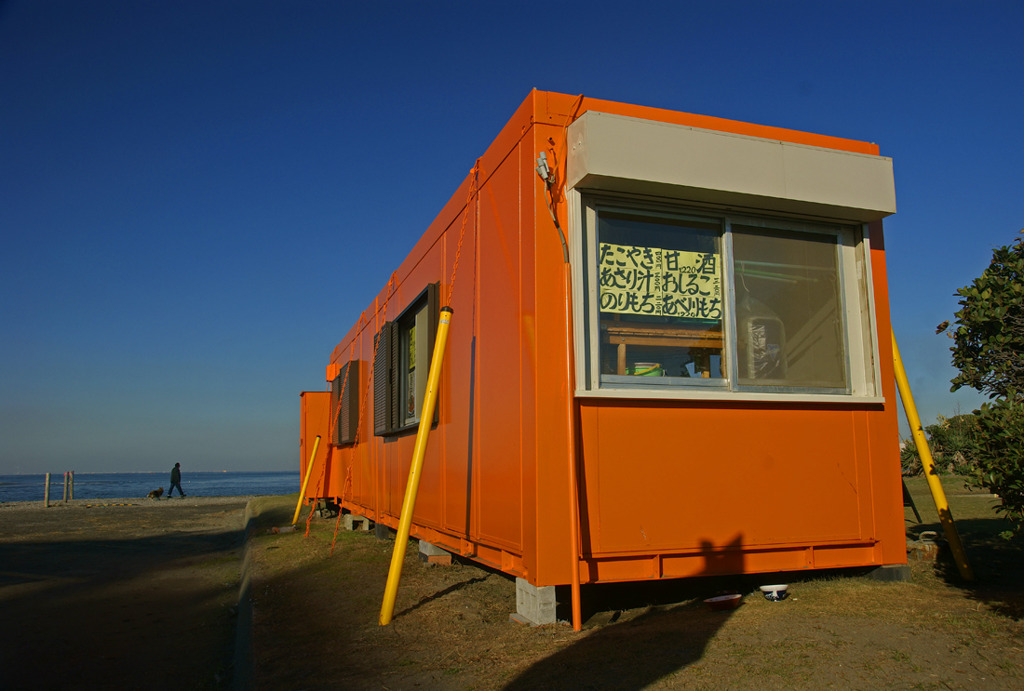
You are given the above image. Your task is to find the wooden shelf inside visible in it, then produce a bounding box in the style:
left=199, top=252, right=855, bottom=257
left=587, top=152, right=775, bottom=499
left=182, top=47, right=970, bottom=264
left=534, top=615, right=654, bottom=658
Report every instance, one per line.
left=602, top=322, right=723, bottom=376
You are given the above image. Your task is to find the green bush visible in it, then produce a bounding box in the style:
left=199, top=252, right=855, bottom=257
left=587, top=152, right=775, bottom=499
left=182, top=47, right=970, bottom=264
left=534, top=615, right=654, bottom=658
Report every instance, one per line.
left=969, top=396, right=1024, bottom=538
left=938, top=233, right=1024, bottom=535
left=900, top=413, right=981, bottom=477
left=944, top=237, right=1024, bottom=399
left=900, top=437, right=922, bottom=476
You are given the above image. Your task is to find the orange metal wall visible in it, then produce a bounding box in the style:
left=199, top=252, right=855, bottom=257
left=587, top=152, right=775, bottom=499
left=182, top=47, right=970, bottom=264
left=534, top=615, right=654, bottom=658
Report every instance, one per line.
left=313, top=90, right=904, bottom=588
left=299, top=391, right=332, bottom=498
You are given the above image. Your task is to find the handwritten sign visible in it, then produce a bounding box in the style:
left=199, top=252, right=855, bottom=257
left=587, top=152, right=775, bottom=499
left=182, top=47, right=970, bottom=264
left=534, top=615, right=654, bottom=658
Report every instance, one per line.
left=599, top=242, right=722, bottom=321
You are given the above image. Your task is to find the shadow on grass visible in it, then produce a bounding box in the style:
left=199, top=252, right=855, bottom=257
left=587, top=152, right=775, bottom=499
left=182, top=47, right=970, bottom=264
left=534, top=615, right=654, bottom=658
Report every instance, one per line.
left=395, top=574, right=491, bottom=618
left=504, top=536, right=748, bottom=691
left=246, top=494, right=300, bottom=533
left=505, top=601, right=721, bottom=691
left=242, top=497, right=406, bottom=689
left=911, top=516, right=1024, bottom=620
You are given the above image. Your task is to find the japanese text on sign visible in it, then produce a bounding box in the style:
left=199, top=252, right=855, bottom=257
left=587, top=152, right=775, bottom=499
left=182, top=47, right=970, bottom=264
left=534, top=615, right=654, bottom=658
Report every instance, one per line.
left=599, top=242, right=722, bottom=321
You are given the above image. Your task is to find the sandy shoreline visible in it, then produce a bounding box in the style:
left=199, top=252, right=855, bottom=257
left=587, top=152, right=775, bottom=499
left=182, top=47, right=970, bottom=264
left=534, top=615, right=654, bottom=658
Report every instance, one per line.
left=0, top=494, right=272, bottom=511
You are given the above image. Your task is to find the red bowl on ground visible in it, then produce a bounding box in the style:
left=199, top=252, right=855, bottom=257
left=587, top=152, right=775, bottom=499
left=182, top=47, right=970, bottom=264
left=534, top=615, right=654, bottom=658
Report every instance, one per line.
left=704, top=593, right=742, bottom=611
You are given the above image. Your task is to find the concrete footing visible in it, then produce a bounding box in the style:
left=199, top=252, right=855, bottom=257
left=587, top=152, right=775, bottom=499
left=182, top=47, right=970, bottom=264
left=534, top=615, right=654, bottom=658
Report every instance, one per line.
left=513, top=577, right=558, bottom=626
left=418, top=540, right=453, bottom=566
left=907, top=531, right=942, bottom=561
left=374, top=523, right=394, bottom=541
left=342, top=514, right=371, bottom=532
left=868, top=564, right=912, bottom=582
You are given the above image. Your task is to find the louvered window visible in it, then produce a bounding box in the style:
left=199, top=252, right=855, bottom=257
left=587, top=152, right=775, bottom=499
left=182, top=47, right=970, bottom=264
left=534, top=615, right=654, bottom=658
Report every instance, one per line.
left=374, top=282, right=440, bottom=436
left=330, top=361, right=360, bottom=445
left=373, top=324, right=395, bottom=435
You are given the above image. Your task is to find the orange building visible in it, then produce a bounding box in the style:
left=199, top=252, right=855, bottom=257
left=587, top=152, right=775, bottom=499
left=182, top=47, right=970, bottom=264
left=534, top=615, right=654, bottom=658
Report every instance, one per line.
left=300, top=90, right=902, bottom=624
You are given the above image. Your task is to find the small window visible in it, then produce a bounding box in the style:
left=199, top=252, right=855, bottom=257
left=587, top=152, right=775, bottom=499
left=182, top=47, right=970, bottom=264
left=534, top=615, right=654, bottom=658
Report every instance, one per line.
left=330, top=360, right=360, bottom=445
left=373, top=283, right=440, bottom=436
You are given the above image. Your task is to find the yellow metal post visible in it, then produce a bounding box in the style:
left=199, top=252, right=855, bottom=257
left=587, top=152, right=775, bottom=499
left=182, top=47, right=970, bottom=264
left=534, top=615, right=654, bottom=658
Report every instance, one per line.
left=292, top=435, right=321, bottom=526
left=892, top=333, right=975, bottom=581
left=380, top=307, right=454, bottom=625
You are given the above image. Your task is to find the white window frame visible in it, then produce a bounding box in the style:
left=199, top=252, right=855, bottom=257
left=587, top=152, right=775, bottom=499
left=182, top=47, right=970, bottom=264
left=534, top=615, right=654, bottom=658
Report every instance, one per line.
left=399, top=299, right=432, bottom=427
left=571, top=192, right=882, bottom=403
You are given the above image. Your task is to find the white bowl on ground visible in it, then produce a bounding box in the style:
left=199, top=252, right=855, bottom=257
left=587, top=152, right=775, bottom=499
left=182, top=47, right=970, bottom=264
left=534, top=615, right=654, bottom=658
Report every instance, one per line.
left=759, top=584, right=789, bottom=601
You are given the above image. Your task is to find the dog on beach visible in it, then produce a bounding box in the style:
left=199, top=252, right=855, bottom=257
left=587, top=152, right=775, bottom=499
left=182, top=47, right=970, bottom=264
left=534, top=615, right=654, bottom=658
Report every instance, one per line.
left=147, top=487, right=164, bottom=500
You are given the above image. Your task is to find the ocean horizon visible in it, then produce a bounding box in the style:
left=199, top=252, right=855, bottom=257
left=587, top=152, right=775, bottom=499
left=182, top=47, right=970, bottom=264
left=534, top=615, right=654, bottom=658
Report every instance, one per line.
left=0, top=470, right=299, bottom=503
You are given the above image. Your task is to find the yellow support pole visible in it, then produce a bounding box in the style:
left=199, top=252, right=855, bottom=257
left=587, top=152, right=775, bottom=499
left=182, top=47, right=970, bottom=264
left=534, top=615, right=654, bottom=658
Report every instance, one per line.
left=891, top=333, right=975, bottom=581
left=292, top=435, right=321, bottom=526
left=562, top=268, right=583, bottom=632
left=380, top=307, right=454, bottom=625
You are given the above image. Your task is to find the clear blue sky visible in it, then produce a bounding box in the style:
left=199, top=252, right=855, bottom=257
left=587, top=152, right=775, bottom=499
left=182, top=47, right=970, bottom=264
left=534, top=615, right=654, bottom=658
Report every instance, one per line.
left=2, top=1, right=1021, bottom=473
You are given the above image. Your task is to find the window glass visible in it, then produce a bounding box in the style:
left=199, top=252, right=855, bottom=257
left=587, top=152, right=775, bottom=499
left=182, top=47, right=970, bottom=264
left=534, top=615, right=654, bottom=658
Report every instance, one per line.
left=400, top=300, right=432, bottom=426
left=404, top=321, right=416, bottom=422
left=597, top=212, right=725, bottom=383
left=582, top=198, right=866, bottom=397
left=732, top=226, right=846, bottom=389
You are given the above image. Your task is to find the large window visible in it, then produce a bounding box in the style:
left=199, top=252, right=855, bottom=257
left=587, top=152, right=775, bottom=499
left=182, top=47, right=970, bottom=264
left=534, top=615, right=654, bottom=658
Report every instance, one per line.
left=374, top=283, right=440, bottom=435
left=579, top=198, right=876, bottom=398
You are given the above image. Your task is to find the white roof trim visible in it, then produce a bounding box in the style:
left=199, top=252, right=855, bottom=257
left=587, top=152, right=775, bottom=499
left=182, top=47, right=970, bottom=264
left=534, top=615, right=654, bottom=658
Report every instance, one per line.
left=567, top=112, right=896, bottom=222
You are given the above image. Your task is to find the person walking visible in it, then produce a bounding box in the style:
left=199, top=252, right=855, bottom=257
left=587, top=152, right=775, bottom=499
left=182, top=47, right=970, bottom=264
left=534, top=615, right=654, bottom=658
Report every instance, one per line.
left=168, top=462, right=186, bottom=498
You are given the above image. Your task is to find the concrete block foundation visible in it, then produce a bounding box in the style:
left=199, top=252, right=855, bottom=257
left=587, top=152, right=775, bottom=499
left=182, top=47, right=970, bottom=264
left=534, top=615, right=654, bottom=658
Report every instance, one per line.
left=514, top=578, right=558, bottom=626
left=343, top=514, right=371, bottom=532
left=868, top=564, right=912, bottom=582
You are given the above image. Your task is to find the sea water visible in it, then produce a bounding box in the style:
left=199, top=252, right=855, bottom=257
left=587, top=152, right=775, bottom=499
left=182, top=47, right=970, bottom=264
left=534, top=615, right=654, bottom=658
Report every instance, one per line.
left=0, top=471, right=299, bottom=503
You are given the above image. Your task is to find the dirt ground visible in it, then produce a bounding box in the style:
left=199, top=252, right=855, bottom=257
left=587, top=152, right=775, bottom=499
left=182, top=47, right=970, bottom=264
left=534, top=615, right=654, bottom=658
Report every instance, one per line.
left=0, top=497, right=248, bottom=690
left=2, top=486, right=1023, bottom=690
left=246, top=493, right=1024, bottom=691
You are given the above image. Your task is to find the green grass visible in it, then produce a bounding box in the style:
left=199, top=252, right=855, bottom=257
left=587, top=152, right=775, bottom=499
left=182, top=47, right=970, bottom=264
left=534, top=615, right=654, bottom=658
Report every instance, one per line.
left=903, top=473, right=1024, bottom=623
